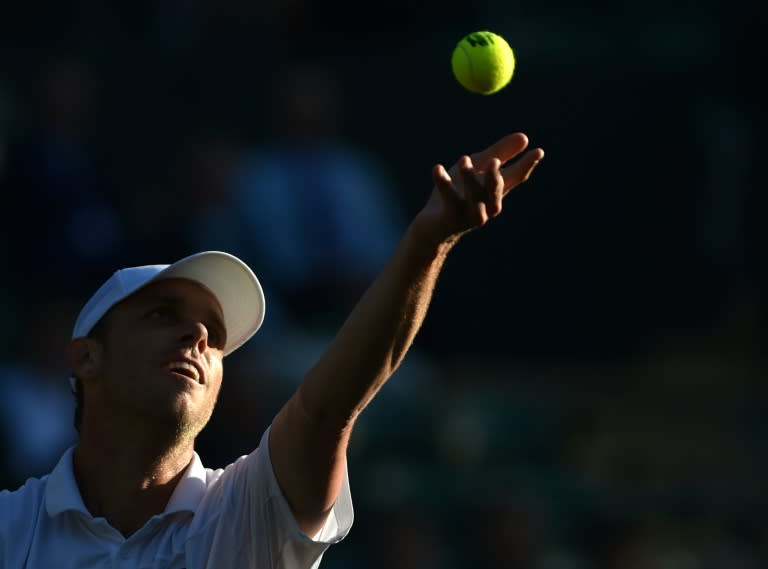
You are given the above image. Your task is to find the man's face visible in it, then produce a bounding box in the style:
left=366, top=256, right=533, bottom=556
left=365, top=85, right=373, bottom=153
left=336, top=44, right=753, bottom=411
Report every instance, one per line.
left=88, top=278, right=227, bottom=439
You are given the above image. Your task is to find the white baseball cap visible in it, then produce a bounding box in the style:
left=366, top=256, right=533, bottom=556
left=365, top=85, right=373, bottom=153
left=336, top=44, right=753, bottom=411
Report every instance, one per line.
left=72, top=250, right=266, bottom=356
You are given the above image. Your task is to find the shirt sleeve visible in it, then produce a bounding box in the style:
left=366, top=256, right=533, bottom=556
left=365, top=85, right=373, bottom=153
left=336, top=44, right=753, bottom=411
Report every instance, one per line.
left=186, top=426, right=354, bottom=569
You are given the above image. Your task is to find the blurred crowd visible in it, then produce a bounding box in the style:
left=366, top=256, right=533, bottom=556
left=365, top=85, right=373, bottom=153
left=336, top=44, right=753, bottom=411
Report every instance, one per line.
left=1, top=0, right=767, bottom=565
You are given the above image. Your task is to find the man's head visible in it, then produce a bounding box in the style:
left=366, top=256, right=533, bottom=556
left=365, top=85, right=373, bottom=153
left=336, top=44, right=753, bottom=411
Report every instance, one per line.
left=67, top=251, right=265, bottom=439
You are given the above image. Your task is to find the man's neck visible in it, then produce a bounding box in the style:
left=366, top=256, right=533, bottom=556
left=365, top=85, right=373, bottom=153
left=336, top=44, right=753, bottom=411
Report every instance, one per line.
left=73, top=428, right=195, bottom=537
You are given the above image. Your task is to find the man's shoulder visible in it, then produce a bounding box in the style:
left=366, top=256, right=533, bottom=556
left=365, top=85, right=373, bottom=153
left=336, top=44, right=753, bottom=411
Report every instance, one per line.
left=0, top=476, right=48, bottom=567
left=1, top=474, right=49, bottom=504
left=1, top=474, right=49, bottom=530
left=199, top=453, right=257, bottom=490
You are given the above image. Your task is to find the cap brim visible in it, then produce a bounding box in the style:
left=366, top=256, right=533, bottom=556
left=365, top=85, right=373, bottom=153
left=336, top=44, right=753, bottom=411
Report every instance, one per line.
left=154, top=251, right=265, bottom=355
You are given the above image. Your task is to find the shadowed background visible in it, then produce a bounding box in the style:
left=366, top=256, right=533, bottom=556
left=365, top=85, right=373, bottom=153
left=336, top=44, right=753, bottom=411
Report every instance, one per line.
left=0, top=0, right=766, bottom=566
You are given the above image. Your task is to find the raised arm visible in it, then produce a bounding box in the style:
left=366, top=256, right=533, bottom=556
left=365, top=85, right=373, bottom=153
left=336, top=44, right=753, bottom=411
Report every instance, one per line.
left=269, top=132, right=544, bottom=535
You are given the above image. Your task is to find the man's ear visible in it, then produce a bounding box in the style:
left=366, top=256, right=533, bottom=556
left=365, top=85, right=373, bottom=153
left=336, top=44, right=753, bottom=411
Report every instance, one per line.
left=66, top=338, right=102, bottom=382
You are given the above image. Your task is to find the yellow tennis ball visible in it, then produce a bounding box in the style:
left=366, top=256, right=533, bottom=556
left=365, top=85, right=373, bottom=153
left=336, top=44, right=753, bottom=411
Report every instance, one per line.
left=451, top=30, right=515, bottom=95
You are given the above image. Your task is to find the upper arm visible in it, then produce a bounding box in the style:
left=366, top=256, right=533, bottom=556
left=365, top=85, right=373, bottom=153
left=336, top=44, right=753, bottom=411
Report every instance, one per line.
left=268, top=387, right=352, bottom=537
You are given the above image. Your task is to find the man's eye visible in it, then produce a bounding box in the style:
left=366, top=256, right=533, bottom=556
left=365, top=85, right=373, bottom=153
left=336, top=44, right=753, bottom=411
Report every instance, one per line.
left=149, top=307, right=171, bottom=319
left=207, top=327, right=225, bottom=348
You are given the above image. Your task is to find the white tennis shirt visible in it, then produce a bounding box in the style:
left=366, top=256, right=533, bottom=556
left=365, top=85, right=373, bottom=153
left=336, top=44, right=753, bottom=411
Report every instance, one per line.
left=0, top=427, right=354, bottom=568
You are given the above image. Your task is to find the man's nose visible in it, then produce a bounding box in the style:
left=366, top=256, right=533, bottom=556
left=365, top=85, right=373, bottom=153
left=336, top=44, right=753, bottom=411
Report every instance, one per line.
left=180, top=321, right=209, bottom=354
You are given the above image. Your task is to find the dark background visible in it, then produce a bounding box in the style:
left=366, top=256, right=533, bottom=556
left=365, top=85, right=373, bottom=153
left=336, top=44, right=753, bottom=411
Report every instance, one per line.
left=1, top=0, right=766, bottom=566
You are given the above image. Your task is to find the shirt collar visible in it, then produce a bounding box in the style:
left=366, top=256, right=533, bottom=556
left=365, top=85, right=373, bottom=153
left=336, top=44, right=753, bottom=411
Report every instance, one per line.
left=163, top=451, right=207, bottom=514
left=46, top=447, right=207, bottom=518
left=46, top=446, right=89, bottom=517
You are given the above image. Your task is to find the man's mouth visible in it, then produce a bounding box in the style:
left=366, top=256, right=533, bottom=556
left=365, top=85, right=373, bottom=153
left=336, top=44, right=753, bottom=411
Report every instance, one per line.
left=166, top=361, right=201, bottom=383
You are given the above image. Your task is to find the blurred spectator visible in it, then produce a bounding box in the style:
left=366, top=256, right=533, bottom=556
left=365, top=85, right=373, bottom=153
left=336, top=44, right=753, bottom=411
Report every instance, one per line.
left=0, top=298, right=78, bottom=489
left=0, top=55, right=128, bottom=311
left=176, top=59, right=407, bottom=341
left=227, top=60, right=406, bottom=330
left=174, top=130, right=250, bottom=265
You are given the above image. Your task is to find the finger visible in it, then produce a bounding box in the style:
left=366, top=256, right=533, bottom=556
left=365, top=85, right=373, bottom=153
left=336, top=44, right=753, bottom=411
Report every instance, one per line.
left=470, top=133, right=530, bottom=169
left=483, top=158, right=504, bottom=216
left=457, top=155, right=483, bottom=202
left=501, top=148, right=545, bottom=195
left=432, top=163, right=462, bottom=207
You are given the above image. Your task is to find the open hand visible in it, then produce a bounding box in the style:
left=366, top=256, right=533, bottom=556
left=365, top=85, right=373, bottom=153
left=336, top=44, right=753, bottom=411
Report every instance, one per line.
left=415, top=132, right=544, bottom=245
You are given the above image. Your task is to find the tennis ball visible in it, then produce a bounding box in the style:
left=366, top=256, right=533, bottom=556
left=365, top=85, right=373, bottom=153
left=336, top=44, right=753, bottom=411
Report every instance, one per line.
left=451, top=31, right=515, bottom=95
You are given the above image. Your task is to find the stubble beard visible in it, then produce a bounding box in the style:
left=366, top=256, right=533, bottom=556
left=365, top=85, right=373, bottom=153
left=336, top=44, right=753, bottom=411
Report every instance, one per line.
left=172, top=387, right=220, bottom=448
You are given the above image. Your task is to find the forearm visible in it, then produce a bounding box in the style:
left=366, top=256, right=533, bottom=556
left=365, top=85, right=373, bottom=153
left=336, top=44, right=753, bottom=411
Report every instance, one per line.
left=299, top=219, right=456, bottom=427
